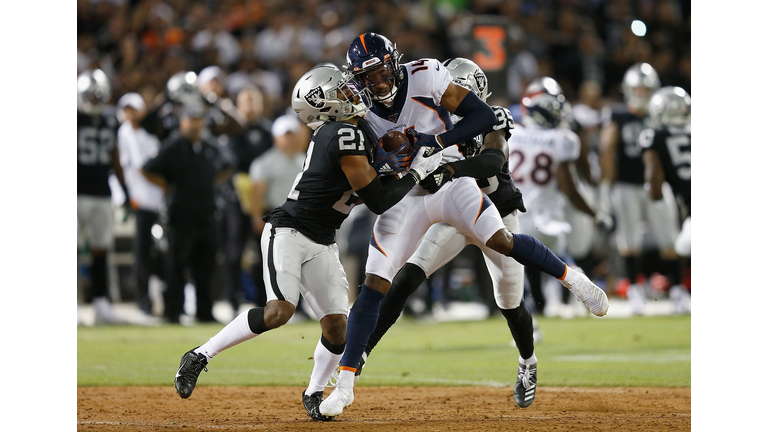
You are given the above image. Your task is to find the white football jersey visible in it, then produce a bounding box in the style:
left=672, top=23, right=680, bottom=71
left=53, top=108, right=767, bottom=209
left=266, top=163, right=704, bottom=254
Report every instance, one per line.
left=508, top=124, right=580, bottom=236
left=363, top=58, right=464, bottom=165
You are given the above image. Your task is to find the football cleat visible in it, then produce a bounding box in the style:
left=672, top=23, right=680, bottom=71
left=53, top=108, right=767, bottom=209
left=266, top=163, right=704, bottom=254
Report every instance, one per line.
left=319, top=385, right=354, bottom=417
left=302, top=390, right=333, bottom=421
left=560, top=268, right=609, bottom=317
left=514, top=362, right=537, bottom=408
left=174, top=347, right=208, bottom=399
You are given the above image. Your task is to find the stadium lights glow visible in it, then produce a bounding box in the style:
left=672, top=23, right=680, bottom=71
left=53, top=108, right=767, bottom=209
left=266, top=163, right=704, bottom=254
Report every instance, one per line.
left=631, top=20, right=647, bottom=37
left=151, top=224, right=164, bottom=240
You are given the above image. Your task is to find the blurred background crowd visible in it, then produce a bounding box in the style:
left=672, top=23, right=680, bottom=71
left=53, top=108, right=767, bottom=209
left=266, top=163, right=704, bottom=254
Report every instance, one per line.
left=77, top=0, right=691, bottom=326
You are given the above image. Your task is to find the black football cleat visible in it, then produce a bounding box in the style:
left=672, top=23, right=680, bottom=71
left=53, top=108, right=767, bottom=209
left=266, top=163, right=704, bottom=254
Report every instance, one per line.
left=302, top=390, right=333, bottom=421
left=514, top=362, right=537, bottom=408
left=174, top=347, right=208, bottom=399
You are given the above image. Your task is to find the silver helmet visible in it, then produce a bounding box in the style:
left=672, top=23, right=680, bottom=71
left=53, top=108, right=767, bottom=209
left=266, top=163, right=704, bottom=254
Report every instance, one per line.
left=292, top=65, right=369, bottom=130
left=77, top=69, right=111, bottom=113
left=443, top=57, right=491, bottom=102
left=647, top=86, right=691, bottom=127
left=166, top=71, right=204, bottom=106
left=521, top=92, right=564, bottom=129
left=622, top=62, right=661, bottom=113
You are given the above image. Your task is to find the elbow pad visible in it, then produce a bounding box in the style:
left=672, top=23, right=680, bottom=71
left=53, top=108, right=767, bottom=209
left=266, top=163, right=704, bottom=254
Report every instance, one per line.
left=437, top=91, right=496, bottom=146
left=356, top=173, right=417, bottom=215
left=450, top=148, right=506, bottom=179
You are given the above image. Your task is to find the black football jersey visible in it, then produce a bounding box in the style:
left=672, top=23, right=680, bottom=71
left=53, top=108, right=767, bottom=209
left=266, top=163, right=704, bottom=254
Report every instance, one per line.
left=77, top=109, right=119, bottom=197
left=639, top=124, right=691, bottom=213
left=609, top=104, right=651, bottom=185
left=230, top=123, right=272, bottom=173
left=474, top=106, right=525, bottom=217
left=268, top=119, right=376, bottom=245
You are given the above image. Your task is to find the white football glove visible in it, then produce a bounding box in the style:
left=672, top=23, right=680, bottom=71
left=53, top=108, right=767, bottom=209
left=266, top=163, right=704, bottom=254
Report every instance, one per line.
left=409, top=147, right=443, bottom=182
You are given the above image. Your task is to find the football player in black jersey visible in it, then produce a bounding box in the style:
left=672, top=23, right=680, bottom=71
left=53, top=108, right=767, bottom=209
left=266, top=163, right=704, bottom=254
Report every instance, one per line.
left=77, top=69, right=128, bottom=325
left=640, top=86, right=691, bottom=313
left=599, top=63, right=679, bottom=314
left=172, top=65, right=443, bottom=421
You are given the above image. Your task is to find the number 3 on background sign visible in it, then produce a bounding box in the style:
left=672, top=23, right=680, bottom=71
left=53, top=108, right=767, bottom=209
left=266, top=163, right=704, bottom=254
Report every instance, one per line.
left=473, top=26, right=506, bottom=72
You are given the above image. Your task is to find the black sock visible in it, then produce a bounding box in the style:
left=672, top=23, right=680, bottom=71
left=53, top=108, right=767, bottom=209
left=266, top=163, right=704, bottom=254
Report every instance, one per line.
left=365, top=263, right=426, bottom=355
left=500, top=301, right=535, bottom=360
left=90, top=254, right=108, bottom=300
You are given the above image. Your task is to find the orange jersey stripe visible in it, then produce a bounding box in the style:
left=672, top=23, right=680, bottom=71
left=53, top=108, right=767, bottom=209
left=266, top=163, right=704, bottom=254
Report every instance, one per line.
left=410, top=97, right=448, bottom=131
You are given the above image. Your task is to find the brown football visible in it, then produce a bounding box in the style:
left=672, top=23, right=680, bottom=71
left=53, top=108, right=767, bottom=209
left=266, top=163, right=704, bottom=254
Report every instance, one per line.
left=379, top=130, right=413, bottom=154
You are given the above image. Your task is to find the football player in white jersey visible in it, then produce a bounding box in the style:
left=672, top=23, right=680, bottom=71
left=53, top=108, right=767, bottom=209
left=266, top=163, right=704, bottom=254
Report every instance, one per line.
left=321, top=33, right=609, bottom=418
left=510, top=83, right=610, bottom=317
left=350, top=58, right=541, bottom=408
left=599, top=63, right=679, bottom=314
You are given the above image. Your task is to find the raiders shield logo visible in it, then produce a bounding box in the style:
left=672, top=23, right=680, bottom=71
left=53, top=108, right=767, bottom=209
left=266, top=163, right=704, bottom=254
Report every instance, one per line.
left=474, top=71, right=487, bottom=94
left=304, top=86, right=325, bottom=109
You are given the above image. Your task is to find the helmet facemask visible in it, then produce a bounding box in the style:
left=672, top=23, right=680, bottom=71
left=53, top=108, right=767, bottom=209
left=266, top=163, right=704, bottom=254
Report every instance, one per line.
left=352, top=60, right=400, bottom=104
left=294, top=68, right=370, bottom=130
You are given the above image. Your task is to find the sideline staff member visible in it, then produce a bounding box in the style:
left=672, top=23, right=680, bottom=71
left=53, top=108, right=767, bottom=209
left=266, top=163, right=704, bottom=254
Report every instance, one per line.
left=143, top=103, right=233, bottom=324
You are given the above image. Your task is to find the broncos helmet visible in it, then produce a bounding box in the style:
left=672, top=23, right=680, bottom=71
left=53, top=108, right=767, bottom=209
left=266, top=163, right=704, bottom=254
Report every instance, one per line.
left=443, top=57, right=491, bottom=102
left=166, top=71, right=204, bottom=106
left=622, top=63, right=661, bottom=114
left=292, top=65, right=370, bottom=130
left=346, top=33, right=403, bottom=104
left=77, top=69, right=111, bottom=114
left=520, top=76, right=572, bottom=127
left=521, top=92, right=565, bottom=129
left=647, top=86, right=691, bottom=127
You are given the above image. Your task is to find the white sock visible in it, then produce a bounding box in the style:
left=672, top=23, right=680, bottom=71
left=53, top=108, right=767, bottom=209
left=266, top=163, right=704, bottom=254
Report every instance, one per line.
left=561, top=265, right=579, bottom=289
left=305, top=338, right=344, bottom=395
left=520, top=353, right=537, bottom=366
left=337, top=369, right=355, bottom=389
left=195, top=310, right=258, bottom=361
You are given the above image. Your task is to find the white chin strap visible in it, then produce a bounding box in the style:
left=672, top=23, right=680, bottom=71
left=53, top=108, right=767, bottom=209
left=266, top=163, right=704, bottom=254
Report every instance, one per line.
left=375, top=84, right=398, bottom=104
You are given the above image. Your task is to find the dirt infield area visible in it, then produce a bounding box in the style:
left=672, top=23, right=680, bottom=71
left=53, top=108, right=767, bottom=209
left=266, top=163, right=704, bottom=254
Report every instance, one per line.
left=77, top=386, right=691, bottom=431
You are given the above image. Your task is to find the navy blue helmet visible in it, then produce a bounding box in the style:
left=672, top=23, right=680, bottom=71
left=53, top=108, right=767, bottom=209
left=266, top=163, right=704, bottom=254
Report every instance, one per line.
left=346, top=33, right=403, bottom=104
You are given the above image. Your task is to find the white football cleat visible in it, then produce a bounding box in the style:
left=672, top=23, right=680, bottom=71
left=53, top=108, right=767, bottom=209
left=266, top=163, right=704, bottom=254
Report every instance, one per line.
left=319, top=385, right=354, bottom=417
left=560, top=268, right=609, bottom=317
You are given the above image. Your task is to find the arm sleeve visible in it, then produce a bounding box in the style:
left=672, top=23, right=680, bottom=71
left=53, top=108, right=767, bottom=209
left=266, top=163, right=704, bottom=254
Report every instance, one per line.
left=436, top=91, right=496, bottom=146
left=449, top=148, right=506, bottom=179
left=355, top=172, right=418, bottom=215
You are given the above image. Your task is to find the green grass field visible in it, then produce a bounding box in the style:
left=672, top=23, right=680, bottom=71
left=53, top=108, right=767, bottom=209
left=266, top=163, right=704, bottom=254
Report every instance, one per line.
left=77, top=314, right=690, bottom=388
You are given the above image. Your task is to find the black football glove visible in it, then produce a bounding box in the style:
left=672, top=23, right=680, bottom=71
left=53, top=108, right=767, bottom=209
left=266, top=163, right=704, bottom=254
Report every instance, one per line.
left=419, top=164, right=454, bottom=194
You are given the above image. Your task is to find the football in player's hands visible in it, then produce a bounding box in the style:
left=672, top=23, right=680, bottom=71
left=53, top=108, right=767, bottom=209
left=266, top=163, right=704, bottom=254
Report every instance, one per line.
left=379, top=130, right=413, bottom=155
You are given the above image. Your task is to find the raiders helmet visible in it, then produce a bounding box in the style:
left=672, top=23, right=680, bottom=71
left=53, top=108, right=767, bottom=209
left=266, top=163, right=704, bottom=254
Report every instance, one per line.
left=622, top=63, right=661, bottom=113
left=77, top=69, right=111, bottom=113
left=346, top=33, right=403, bottom=104
left=292, top=65, right=369, bottom=130
left=443, top=57, right=491, bottom=102
left=647, top=86, right=691, bottom=127
left=166, top=71, right=204, bottom=106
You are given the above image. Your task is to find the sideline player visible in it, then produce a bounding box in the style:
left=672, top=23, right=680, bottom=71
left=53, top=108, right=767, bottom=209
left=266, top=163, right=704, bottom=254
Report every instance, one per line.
left=599, top=63, right=678, bottom=313
left=172, top=65, right=442, bottom=421
left=321, top=34, right=609, bottom=417
left=639, top=86, right=691, bottom=312
left=77, top=69, right=128, bottom=325
left=512, top=84, right=612, bottom=317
